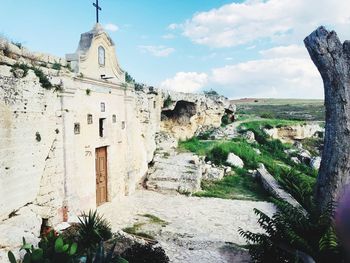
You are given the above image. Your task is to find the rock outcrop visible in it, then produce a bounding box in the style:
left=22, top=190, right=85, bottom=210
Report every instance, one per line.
left=263, top=123, right=323, bottom=143
left=256, top=165, right=303, bottom=210
left=226, top=153, right=244, bottom=168
left=160, top=90, right=236, bottom=140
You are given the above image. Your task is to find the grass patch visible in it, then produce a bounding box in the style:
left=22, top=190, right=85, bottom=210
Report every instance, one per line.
left=234, top=99, right=325, bottom=121
left=52, top=62, right=62, bottom=70
left=301, top=137, right=323, bottom=157
left=179, top=118, right=318, bottom=206
left=178, top=137, right=215, bottom=156
left=140, top=214, right=168, bottom=226
left=122, top=223, right=155, bottom=240
left=239, top=119, right=304, bottom=132
left=194, top=168, right=268, bottom=201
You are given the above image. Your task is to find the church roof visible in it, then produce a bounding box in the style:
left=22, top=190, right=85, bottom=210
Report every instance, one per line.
left=76, top=23, right=114, bottom=54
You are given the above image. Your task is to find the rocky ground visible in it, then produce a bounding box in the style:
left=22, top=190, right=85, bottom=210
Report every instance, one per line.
left=98, top=190, right=275, bottom=263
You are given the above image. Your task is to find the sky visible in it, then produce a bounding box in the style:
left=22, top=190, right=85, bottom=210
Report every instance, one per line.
left=1, top=0, right=350, bottom=99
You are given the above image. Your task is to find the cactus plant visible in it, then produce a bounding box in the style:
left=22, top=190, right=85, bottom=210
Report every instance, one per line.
left=8, top=232, right=78, bottom=263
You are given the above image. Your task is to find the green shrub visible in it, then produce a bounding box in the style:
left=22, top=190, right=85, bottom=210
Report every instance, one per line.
left=197, top=129, right=214, bottom=140
left=125, top=71, right=135, bottom=83
left=52, top=62, right=62, bottom=70
left=203, top=89, right=219, bottom=96
left=207, top=145, right=229, bottom=165
left=221, top=114, right=230, bottom=127
left=163, top=95, right=173, bottom=108
left=239, top=201, right=345, bottom=263
left=10, top=63, right=30, bottom=78
left=134, top=83, right=144, bottom=91
left=121, top=243, right=169, bottom=263
left=11, top=41, right=22, bottom=49
left=33, top=67, right=53, bottom=89
left=260, top=112, right=274, bottom=119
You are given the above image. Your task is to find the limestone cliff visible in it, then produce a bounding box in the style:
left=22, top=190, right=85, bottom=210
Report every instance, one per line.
left=263, top=123, right=324, bottom=143
left=160, top=90, right=236, bottom=140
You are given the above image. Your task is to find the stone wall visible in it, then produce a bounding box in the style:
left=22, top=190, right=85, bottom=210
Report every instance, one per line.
left=0, top=39, right=162, bottom=256
left=0, top=65, right=64, bottom=222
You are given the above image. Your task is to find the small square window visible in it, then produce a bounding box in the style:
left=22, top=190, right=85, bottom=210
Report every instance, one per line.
left=74, top=123, right=80, bottom=134
left=87, top=114, right=93, bottom=124
left=112, top=114, right=116, bottom=123
left=101, top=102, right=105, bottom=112
left=122, top=121, right=126, bottom=130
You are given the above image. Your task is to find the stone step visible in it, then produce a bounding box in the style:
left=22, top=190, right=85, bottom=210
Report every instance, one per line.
left=146, top=180, right=182, bottom=194
left=148, top=169, right=200, bottom=182
left=146, top=179, right=200, bottom=194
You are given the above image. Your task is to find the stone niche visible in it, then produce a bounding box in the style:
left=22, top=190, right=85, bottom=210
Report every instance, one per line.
left=161, top=100, right=197, bottom=125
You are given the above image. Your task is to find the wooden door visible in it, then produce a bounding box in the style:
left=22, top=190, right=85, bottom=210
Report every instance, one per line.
left=95, top=147, right=108, bottom=206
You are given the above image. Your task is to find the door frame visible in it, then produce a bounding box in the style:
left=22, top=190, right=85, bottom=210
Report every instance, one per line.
left=95, top=146, right=108, bottom=206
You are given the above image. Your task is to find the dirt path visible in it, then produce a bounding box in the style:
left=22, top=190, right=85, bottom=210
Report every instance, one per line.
left=98, top=190, right=275, bottom=263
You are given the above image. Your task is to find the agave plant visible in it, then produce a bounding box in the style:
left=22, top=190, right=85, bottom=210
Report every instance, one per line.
left=77, top=210, right=112, bottom=254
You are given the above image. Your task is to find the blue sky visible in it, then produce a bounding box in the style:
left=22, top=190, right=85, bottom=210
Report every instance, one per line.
left=1, top=0, right=350, bottom=98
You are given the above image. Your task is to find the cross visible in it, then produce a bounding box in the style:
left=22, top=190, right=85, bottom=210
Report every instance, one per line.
left=93, top=0, right=102, bottom=23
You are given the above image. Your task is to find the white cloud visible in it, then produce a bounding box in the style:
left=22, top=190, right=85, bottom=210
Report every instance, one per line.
left=160, top=72, right=208, bottom=93
left=211, top=56, right=323, bottom=99
left=168, top=23, right=180, bottom=30
left=104, top=23, right=119, bottom=32
left=138, top=45, right=175, bottom=57
left=180, top=0, right=350, bottom=48
left=260, top=45, right=307, bottom=59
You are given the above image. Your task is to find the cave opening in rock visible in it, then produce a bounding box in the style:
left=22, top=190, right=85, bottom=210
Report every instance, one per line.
left=161, top=100, right=196, bottom=124
left=221, top=109, right=235, bottom=126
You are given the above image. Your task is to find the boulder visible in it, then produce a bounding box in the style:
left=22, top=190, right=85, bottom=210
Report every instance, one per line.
left=202, top=166, right=225, bottom=181
left=293, top=141, right=303, bottom=149
left=310, top=156, right=321, bottom=170
left=13, top=68, right=25, bottom=78
left=291, top=157, right=301, bottom=164
left=297, top=150, right=312, bottom=164
left=223, top=166, right=232, bottom=175
left=253, top=148, right=261, bottom=155
left=242, top=131, right=255, bottom=143
left=226, top=153, right=244, bottom=168
left=256, top=165, right=305, bottom=211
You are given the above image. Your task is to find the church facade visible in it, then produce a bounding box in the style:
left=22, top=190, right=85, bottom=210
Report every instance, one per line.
left=0, top=24, right=161, bottom=230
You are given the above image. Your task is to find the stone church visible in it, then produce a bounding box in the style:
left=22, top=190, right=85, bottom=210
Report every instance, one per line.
left=0, top=20, right=233, bottom=258
left=0, top=23, right=161, bottom=233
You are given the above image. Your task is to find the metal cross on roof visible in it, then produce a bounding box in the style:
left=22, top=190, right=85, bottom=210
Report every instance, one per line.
left=93, top=0, right=102, bottom=23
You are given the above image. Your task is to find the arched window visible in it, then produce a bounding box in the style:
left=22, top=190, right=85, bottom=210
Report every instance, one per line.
left=98, top=46, right=105, bottom=66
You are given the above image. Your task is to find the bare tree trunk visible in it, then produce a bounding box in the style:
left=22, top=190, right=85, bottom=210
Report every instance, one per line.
left=304, top=26, right=350, bottom=211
